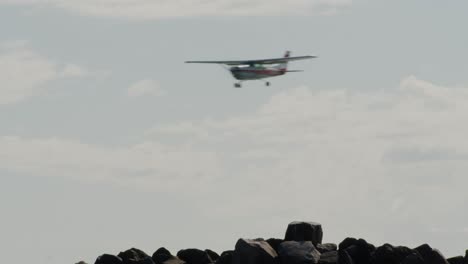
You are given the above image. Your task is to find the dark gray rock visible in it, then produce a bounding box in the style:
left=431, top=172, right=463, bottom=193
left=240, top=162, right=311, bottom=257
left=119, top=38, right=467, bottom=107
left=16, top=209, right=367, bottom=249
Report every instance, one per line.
left=447, top=256, right=466, bottom=264
left=177, top=249, right=214, bottom=264
left=370, top=244, right=414, bottom=264
left=95, top=254, right=124, bottom=264
left=232, top=238, right=279, bottom=264
left=278, top=241, right=321, bottom=264
left=401, top=253, right=424, bottom=264
left=215, top=251, right=233, bottom=264
left=267, top=238, right=284, bottom=253
left=338, top=250, right=354, bottom=264
left=152, top=248, right=172, bottom=264
left=205, top=250, right=219, bottom=262
left=415, top=244, right=449, bottom=264
left=118, top=248, right=155, bottom=264
left=319, top=251, right=338, bottom=264
left=317, top=244, right=338, bottom=254
left=285, top=222, right=323, bottom=246
left=163, top=258, right=186, bottom=264
left=338, top=238, right=375, bottom=264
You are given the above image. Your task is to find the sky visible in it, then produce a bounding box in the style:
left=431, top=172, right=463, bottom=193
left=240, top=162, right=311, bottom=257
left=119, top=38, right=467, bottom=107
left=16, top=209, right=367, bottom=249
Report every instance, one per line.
left=1, top=0, right=468, bottom=263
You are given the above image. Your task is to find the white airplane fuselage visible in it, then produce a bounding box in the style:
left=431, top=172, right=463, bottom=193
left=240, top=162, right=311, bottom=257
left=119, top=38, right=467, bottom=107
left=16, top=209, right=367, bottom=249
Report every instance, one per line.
left=230, top=65, right=286, bottom=80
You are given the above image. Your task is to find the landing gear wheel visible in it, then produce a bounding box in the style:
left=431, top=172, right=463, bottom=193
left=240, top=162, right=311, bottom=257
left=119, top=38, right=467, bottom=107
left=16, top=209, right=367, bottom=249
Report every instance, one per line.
left=265, top=82, right=271, bottom=87
left=234, top=83, right=242, bottom=88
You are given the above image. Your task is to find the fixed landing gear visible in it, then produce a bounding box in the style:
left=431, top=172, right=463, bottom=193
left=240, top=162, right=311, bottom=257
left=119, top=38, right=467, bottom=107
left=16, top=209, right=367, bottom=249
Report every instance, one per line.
left=265, top=81, right=270, bottom=86
left=234, top=82, right=242, bottom=88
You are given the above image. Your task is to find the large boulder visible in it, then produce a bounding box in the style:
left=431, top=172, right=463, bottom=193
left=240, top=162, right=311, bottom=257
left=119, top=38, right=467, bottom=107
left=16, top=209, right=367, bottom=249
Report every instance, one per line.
left=215, top=251, right=233, bottom=264
left=338, top=238, right=375, bottom=264
left=285, top=222, right=323, bottom=246
left=232, top=238, right=279, bottom=264
left=277, top=241, right=321, bottom=264
left=414, top=244, right=449, bottom=264
left=118, top=248, right=155, bottom=264
left=319, top=251, right=338, bottom=264
left=317, top=244, right=338, bottom=254
left=95, top=254, right=124, bottom=264
left=370, top=244, right=414, bottom=264
left=177, top=249, right=214, bottom=264
left=152, top=248, right=172, bottom=264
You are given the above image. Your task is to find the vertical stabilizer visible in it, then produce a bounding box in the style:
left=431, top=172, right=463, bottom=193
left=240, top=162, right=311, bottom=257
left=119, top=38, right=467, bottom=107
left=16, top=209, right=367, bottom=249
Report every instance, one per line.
left=278, top=51, right=291, bottom=70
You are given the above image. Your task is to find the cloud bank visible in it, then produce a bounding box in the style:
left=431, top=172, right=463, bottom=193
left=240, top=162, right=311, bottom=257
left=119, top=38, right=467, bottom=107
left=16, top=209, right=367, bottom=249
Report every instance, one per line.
left=0, top=0, right=352, bottom=19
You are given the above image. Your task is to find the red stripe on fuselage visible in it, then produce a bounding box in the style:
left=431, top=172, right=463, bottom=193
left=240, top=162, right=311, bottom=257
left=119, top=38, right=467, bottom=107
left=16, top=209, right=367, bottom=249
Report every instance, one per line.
left=233, top=69, right=285, bottom=75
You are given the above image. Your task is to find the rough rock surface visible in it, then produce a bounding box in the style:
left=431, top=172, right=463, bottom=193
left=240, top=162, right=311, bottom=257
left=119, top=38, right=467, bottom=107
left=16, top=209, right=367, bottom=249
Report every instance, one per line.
left=285, top=222, right=323, bottom=246
left=317, top=244, right=338, bottom=254
left=370, top=244, right=414, bottom=264
left=415, top=244, right=449, bottom=264
left=152, top=248, right=186, bottom=264
left=177, top=249, right=214, bottom=264
left=319, top=251, right=338, bottom=264
left=118, top=248, right=155, bottom=264
left=277, top=241, right=321, bottom=264
left=95, top=254, right=124, bottom=264
left=447, top=256, right=466, bottom=264
left=267, top=238, right=284, bottom=253
left=232, top=238, right=278, bottom=264
left=338, top=238, right=375, bottom=264
left=215, top=251, right=233, bottom=264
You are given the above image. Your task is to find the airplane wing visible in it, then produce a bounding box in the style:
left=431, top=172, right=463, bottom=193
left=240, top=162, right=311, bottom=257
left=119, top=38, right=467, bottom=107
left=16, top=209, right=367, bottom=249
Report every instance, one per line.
left=185, top=55, right=317, bottom=65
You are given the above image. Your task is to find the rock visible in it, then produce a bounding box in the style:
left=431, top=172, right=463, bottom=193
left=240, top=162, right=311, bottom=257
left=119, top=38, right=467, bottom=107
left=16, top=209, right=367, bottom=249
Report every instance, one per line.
left=232, top=238, right=279, bottom=264
left=118, top=248, right=155, bottom=264
left=163, top=257, right=186, bottom=264
left=317, top=244, right=338, bottom=254
left=370, top=244, right=414, bottom=264
left=205, top=250, right=219, bottom=262
left=177, top=249, right=214, bottom=264
left=267, top=238, right=284, bottom=253
left=215, top=251, right=233, bottom=264
left=338, top=238, right=375, bottom=264
left=401, top=253, right=424, bottom=264
left=76, top=261, right=88, bottom=264
left=338, top=250, right=354, bottom=264
left=95, top=254, right=124, bottom=264
left=447, top=256, right=466, bottom=264
left=285, top=222, right=323, bottom=246
left=414, top=244, right=449, bottom=264
left=319, top=251, right=338, bottom=264
left=152, top=248, right=174, bottom=264
left=278, top=241, right=321, bottom=264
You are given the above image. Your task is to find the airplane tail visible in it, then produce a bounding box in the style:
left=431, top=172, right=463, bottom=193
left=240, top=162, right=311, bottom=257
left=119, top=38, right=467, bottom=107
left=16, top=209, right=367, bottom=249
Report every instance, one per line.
left=277, top=51, right=290, bottom=71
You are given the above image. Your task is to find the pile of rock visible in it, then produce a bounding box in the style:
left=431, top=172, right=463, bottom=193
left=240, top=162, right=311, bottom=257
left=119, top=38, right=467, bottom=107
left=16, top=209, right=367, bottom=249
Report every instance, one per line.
left=92, top=221, right=468, bottom=264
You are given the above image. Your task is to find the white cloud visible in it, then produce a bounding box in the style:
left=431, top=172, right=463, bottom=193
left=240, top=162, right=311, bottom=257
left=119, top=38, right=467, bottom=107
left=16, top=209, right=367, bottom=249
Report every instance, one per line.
left=0, top=43, right=89, bottom=104
left=1, top=76, right=468, bottom=253
left=0, top=0, right=352, bottom=19
left=127, top=79, right=165, bottom=97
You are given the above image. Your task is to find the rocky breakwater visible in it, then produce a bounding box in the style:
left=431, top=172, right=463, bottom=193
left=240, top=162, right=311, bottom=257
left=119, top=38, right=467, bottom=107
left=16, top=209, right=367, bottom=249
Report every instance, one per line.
left=90, top=221, right=468, bottom=264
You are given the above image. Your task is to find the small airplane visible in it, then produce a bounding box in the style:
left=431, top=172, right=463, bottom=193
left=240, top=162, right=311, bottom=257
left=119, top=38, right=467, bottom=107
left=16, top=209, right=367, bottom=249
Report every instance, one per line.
left=185, top=51, right=316, bottom=88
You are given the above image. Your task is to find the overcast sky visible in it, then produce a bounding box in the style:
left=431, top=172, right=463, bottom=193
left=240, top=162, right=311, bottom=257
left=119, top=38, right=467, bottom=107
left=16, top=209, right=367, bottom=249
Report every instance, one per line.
left=1, top=1, right=468, bottom=263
